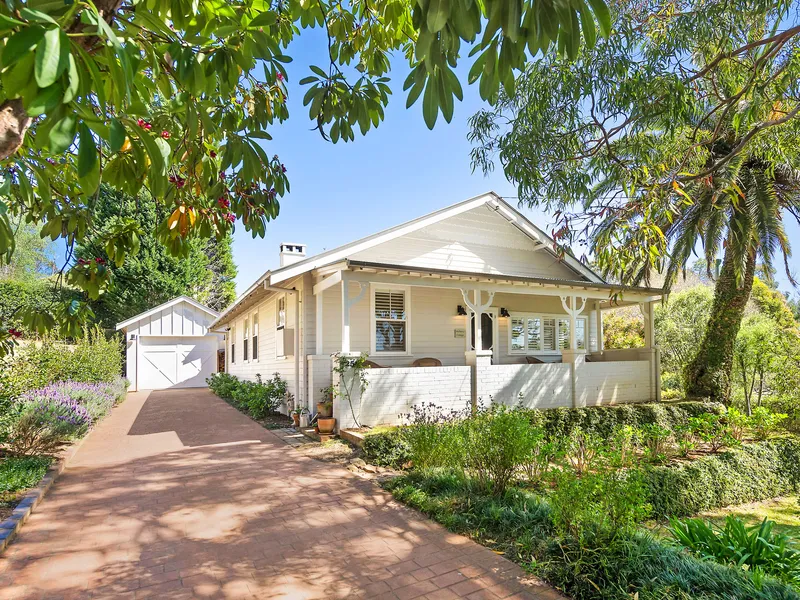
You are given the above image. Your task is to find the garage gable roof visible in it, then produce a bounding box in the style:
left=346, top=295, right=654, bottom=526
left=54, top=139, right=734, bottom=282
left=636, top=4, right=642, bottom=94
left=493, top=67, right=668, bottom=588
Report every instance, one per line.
left=115, top=296, right=219, bottom=331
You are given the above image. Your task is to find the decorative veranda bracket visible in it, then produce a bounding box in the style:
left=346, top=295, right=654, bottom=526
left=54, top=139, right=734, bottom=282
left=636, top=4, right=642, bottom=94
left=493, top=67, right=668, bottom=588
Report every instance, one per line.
left=460, top=288, right=495, bottom=314
left=560, top=295, right=588, bottom=317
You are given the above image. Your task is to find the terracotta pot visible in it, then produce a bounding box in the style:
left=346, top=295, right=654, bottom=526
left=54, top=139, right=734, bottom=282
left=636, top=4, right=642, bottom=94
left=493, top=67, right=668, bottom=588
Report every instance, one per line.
left=317, top=417, right=336, bottom=434
left=316, top=402, right=333, bottom=418
left=291, top=413, right=300, bottom=427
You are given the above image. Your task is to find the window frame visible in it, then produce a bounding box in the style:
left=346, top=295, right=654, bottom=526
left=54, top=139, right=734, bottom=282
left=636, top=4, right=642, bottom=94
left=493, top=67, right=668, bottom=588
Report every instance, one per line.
left=276, top=294, right=286, bottom=359
left=230, top=324, right=236, bottom=364
left=251, top=312, right=259, bottom=361
left=508, top=312, right=588, bottom=355
left=243, top=317, right=249, bottom=362
left=370, top=283, right=411, bottom=356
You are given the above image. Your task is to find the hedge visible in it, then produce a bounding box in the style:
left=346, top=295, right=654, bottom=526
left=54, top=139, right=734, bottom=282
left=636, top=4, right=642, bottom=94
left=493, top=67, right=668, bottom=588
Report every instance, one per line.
left=645, top=437, right=800, bottom=518
left=536, top=400, right=725, bottom=439
left=362, top=401, right=725, bottom=465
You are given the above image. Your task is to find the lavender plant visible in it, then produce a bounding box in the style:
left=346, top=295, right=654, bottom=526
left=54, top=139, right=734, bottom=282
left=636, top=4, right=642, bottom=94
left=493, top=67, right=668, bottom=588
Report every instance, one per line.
left=8, top=388, right=92, bottom=456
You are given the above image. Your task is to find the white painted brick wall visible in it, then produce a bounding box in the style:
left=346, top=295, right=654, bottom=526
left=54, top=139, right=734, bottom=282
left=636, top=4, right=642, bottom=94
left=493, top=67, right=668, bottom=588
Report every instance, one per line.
left=575, top=360, right=653, bottom=406
left=343, top=366, right=472, bottom=427
left=477, top=363, right=572, bottom=408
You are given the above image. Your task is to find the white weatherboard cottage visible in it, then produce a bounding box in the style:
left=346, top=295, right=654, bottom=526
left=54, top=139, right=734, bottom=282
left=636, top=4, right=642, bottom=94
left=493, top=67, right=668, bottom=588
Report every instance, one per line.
left=117, top=296, right=223, bottom=391
left=210, top=192, right=665, bottom=429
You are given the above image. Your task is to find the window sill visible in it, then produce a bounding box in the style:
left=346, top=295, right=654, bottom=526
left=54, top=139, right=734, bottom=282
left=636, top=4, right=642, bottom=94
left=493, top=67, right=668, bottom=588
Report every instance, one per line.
left=372, top=352, right=412, bottom=357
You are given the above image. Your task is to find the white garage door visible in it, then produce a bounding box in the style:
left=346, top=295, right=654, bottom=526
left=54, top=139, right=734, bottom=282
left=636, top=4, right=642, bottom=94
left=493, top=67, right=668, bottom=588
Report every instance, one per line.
left=138, top=337, right=217, bottom=389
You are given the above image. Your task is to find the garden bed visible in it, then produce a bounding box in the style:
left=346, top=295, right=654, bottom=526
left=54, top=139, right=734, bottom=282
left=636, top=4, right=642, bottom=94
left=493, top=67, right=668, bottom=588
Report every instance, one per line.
left=0, top=456, right=52, bottom=520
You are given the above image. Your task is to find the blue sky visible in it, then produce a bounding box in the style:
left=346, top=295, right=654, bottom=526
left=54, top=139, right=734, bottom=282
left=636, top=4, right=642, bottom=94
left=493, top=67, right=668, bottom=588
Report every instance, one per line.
left=231, top=31, right=800, bottom=297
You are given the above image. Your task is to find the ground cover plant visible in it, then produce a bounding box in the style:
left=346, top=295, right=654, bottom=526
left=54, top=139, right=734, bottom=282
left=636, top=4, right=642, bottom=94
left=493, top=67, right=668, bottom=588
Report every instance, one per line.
left=0, top=456, right=52, bottom=520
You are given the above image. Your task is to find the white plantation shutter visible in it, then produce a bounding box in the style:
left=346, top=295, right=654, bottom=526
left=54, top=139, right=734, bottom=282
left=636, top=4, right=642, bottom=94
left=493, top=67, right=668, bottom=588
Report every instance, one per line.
left=576, top=318, right=586, bottom=350
left=374, top=289, right=407, bottom=352
left=542, top=318, right=556, bottom=351
left=558, top=318, right=571, bottom=350
left=510, top=318, right=525, bottom=351
left=526, top=318, right=541, bottom=351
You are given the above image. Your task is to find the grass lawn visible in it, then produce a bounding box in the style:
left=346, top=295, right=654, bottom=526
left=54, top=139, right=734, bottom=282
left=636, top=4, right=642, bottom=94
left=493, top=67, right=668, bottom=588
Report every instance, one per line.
left=700, top=496, right=800, bottom=538
left=0, top=456, right=52, bottom=521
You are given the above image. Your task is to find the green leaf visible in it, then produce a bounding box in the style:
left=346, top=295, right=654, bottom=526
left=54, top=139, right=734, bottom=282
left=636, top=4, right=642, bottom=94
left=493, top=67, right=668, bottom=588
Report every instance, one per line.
left=34, top=26, right=64, bottom=88
left=25, top=82, right=62, bottom=116
left=426, top=0, right=450, bottom=33
left=78, top=123, right=100, bottom=194
left=48, top=113, right=77, bottom=153
left=19, top=7, right=57, bottom=24
left=586, top=0, right=611, bottom=37
left=422, top=75, right=439, bottom=129
left=109, top=118, right=126, bottom=152
left=3, top=26, right=45, bottom=68
left=63, top=53, right=80, bottom=103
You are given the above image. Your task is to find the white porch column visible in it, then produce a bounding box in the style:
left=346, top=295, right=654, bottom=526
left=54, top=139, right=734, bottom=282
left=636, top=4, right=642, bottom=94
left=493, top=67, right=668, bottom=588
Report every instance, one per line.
left=341, top=273, right=351, bottom=354
left=341, top=273, right=368, bottom=354
left=641, top=301, right=655, bottom=348
left=316, top=291, right=324, bottom=354
left=595, top=302, right=604, bottom=352
left=461, top=288, right=495, bottom=352
left=560, top=295, right=587, bottom=351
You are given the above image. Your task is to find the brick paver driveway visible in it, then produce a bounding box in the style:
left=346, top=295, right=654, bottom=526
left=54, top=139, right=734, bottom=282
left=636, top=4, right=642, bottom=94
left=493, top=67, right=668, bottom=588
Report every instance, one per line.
left=0, top=389, right=563, bottom=600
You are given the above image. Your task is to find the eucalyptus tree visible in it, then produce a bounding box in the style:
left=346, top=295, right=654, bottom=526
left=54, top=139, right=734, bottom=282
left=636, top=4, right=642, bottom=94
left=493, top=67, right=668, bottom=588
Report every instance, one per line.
left=0, top=0, right=612, bottom=354
left=470, top=0, right=800, bottom=401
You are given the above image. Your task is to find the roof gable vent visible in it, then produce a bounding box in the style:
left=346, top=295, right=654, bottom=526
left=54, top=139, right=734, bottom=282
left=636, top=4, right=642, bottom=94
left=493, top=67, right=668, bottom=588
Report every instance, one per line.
left=280, top=242, right=307, bottom=267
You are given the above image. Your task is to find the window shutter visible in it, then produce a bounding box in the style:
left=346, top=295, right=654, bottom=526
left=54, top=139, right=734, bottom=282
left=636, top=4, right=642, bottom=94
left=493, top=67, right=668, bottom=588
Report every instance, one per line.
left=510, top=318, right=525, bottom=351
left=527, top=318, right=541, bottom=351
left=374, top=290, right=405, bottom=320
left=542, top=318, right=556, bottom=351
left=558, top=319, right=570, bottom=349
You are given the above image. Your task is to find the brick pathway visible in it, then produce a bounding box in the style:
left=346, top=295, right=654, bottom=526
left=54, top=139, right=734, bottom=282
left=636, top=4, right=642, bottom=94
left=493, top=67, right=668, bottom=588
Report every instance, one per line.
left=0, top=389, right=564, bottom=600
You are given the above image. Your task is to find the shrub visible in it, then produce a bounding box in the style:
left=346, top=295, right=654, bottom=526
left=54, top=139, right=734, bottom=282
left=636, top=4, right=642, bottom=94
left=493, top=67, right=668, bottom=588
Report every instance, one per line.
left=385, top=473, right=797, bottom=600
left=563, top=429, right=603, bottom=475
left=0, top=327, right=123, bottom=403
left=0, top=456, right=52, bottom=495
left=726, top=407, right=750, bottom=442
left=207, top=372, right=239, bottom=399
left=690, top=412, right=736, bottom=453
left=362, top=429, right=411, bottom=468
left=207, top=372, right=287, bottom=419
left=640, top=423, right=672, bottom=463
left=644, top=438, right=800, bottom=518
left=670, top=516, right=800, bottom=586
left=46, top=381, right=115, bottom=422
left=461, top=405, right=542, bottom=494
left=7, top=388, right=92, bottom=456
left=538, top=400, right=725, bottom=440
left=400, top=403, right=469, bottom=471
left=750, top=406, right=788, bottom=441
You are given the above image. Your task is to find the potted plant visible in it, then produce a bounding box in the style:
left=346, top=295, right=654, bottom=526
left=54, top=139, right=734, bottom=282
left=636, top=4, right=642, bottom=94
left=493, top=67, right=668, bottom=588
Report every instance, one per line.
left=290, top=407, right=309, bottom=428
left=317, top=415, right=336, bottom=435
left=318, top=386, right=334, bottom=418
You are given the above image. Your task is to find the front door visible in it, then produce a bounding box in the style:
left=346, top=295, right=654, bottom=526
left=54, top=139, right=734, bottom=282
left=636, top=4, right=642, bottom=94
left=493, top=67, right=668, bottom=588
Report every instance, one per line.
left=469, top=309, right=498, bottom=356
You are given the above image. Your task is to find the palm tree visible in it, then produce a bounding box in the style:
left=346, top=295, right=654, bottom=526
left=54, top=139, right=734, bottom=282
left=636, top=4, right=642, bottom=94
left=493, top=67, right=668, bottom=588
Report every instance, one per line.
left=669, top=157, right=800, bottom=401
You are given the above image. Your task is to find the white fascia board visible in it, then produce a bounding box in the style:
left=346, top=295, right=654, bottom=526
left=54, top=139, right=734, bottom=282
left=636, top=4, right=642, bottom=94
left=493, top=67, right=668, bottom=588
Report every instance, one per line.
left=270, top=192, right=500, bottom=285
left=209, top=271, right=272, bottom=329
left=115, top=295, right=219, bottom=331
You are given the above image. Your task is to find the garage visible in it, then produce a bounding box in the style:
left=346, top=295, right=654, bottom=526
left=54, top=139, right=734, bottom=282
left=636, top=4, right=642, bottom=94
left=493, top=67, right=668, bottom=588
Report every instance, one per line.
left=116, top=296, right=223, bottom=391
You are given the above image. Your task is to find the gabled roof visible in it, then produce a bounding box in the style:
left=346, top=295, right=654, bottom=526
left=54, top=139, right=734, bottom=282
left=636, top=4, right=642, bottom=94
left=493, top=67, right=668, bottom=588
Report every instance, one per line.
left=270, top=192, right=603, bottom=284
left=212, top=192, right=605, bottom=327
left=116, top=296, right=219, bottom=331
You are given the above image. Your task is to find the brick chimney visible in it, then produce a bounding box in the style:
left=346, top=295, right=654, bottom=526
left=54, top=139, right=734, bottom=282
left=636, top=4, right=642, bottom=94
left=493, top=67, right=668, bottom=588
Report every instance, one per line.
left=279, top=242, right=307, bottom=267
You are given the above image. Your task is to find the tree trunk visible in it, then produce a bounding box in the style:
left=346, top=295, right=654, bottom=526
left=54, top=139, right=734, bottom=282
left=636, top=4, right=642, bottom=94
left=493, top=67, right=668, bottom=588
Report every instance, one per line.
left=0, top=99, right=31, bottom=161
left=684, top=245, right=757, bottom=402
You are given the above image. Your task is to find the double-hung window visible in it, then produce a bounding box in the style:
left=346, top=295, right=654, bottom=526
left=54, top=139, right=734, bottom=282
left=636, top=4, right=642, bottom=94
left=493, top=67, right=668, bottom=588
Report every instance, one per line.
left=230, top=325, right=236, bottom=364
left=509, top=313, right=587, bottom=353
left=251, top=313, right=259, bottom=361
left=276, top=295, right=286, bottom=357
left=243, top=318, right=249, bottom=361
left=372, top=286, right=409, bottom=354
